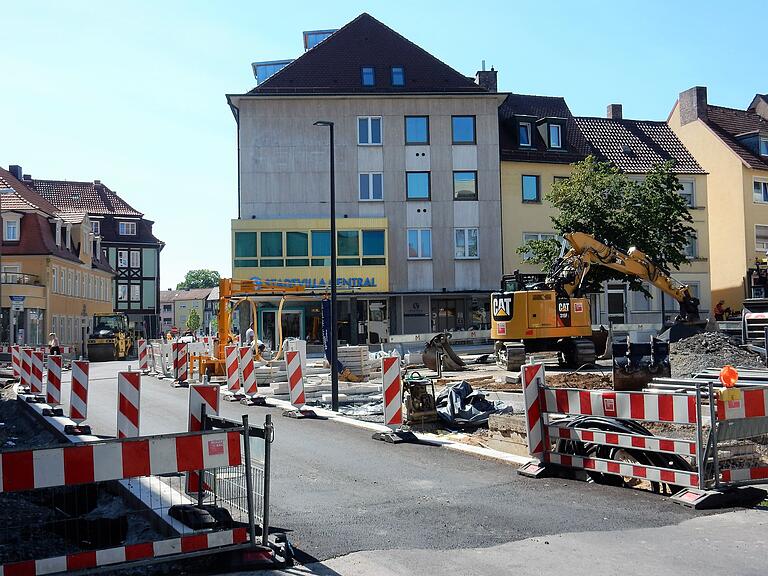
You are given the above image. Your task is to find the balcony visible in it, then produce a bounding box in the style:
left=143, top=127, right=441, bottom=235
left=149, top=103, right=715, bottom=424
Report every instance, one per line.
left=1, top=273, right=41, bottom=285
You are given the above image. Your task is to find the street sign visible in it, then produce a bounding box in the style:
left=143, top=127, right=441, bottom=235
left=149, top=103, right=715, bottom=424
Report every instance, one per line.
left=10, top=295, right=25, bottom=312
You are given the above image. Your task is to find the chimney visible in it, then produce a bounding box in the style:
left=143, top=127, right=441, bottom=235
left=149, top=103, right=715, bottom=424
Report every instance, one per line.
left=680, top=86, right=708, bottom=126
left=475, top=66, right=498, bottom=93
left=606, top=104, right=623, bottom=120
left=8, top=165, right=22, bottom=180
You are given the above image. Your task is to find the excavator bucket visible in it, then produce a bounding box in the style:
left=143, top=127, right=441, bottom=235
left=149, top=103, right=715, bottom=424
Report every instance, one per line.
left=423, top=333, right=467, bottom=372
left=657, top=320, right=708, bottom=343
left=612, top=337, right=671, bottom=391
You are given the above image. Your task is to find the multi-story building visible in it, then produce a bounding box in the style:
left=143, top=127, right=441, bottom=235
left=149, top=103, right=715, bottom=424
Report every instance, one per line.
left=21, top=169, right=165, bottom=337
left=227, top=13, right=504, bottom=344
left=499, top=98, right=711, bottom=325
left=158, top=288, right=212, bottom=336
left=1, top=167, right=114, bottom=349
left=159, top=289, right=175, bottom=334
left=668, top=88, right=768, bottom=308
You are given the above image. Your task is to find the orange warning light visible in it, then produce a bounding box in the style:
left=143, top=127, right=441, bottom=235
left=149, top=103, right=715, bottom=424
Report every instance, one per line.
left=719, top=365, right=738, bottom=388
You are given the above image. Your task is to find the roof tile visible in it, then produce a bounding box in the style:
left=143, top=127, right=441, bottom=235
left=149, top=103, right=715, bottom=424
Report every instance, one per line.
left=26, top=179, right=143, bottom=217
left=704, top=105, right=768, bottom=171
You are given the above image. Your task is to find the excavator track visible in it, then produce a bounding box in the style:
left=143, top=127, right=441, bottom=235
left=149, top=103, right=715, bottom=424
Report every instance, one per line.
left=559, top=338, right=596, bottom=368
left=496, top=341, right=526, bottom=372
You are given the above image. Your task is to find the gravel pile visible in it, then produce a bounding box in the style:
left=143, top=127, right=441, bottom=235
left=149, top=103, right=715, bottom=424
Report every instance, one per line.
left=670, top=332, right=765, bottom=377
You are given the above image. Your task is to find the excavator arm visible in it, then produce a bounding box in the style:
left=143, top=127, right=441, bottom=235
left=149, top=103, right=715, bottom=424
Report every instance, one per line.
left=547, top=232, right=700, bottom=322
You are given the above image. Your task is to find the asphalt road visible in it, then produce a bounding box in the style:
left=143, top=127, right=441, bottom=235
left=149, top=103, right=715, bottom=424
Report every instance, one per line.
left=63, top=361, right=709, bottom=563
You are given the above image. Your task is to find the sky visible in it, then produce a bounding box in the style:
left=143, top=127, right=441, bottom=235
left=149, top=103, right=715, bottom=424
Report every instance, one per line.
left=1, top=0, right=764, bottom=289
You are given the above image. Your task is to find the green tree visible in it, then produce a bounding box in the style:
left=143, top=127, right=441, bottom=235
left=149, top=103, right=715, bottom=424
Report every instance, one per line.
left=186, top=308, right=201, bottom=333
left=518, top=156, right=696, bottom=295
left=176, top=269, right=220, bottom=290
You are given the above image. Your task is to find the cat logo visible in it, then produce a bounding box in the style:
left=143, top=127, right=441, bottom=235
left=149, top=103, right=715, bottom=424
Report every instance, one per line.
left=492, top=294, right=513, bottom=319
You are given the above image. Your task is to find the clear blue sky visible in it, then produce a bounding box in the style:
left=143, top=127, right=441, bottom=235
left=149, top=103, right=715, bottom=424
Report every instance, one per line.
left=1, top=0, right=764, bottom=288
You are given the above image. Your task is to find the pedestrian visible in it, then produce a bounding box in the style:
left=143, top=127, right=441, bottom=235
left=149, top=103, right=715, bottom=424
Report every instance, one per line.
left=246, top=323, right=255, bottom=346
left=48, top=332, right=61, bottom=356
left=714, top=300, right=731, bottom=321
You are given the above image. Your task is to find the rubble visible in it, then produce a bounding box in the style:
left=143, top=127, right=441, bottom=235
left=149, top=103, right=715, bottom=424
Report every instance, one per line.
left=670, top=332, right=764, bottom=377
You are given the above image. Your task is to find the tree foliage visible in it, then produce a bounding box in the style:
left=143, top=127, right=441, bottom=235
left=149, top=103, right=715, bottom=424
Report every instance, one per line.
left=186, top=308, right=201, bottom=333
left=176, top=269, right=221, bottom=290
left=518, top=156, right=696, bottom=294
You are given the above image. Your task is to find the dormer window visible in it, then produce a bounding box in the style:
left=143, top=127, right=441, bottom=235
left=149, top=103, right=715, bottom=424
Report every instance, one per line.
left=92, top=220, right=100, bottom=235
left=65, top=224, right=71, bottom=248
left=4, top=218, right=18, bottom=241
left=760, top=137, right=768, bottom=156
left=549, top=124, right=563, bottom=149
left=391, top=66, right=405, bottom=87
left=519, top=122, right=532, bottom=147
left=55, top=221, right=61, bottom=246
left=361, top=66, right=375, bottom=86
left=119, top=221, right=137, bottom=235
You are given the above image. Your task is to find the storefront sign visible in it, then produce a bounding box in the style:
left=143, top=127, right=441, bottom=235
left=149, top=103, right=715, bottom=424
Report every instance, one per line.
left=251, top=276, right=379, bottom=290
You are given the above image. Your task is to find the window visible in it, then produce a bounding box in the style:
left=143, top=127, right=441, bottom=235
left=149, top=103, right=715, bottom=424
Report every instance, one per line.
left=60, top=269, right=65, bottom=294
left=519, top=122, right=532, bottom=147
left=455, top=228, right=479, bottom=259
left=522, top=175, right=541, bottom=202
left=118, top=284, right=128, bottom=301
left=361, top=66, right=375, bottom=86
left=548, top=124, right=562, bottom=149
left=311, top=230, right=330, bottom=266
left=92, top=221, right=100, bottom=235
left=118, top=221, right=137, bottom=235
left=406, top=172, right=430, bottom=200
left=163, top=304, right=172, bottom=313
left=260, top=231, right=283, bottom=267
left=130, top=250, right=140, bottom=268
left=679, top=180, right=695, bottom=207
left=684, top=234, right=697, bottom=259
left=754, top=179, right=768, bottom=204
left=452, top=115, right=476, bottom=144
left=761, top=137, right=768, bottom=156
left=337, top=231, right=360, bottom=266
left=117, top=250, right=128, bottom=268
left=362, top=230, right=386, bottom=265
left=407, top=229, right=432, bottom=259
left=52, top=266, right=58, bottom=293
left=453, top=171, right=478, bottom=201
left=286, top=231, right=309, bottom=266
left=404, top=116, right=429, bottom=144
left=358, top=116, right=382, bottom=145
left=359, top=173, right=383, bottom=201
left=757, top=225, right=768, bottom=252
left=130, top=284, right=140, bottom=302
left=235, top=231, right=257, bottom=264
left=391, top=66, right=405, bottom=86
left=522, top=232, right=558, bottom=260
left=4, top=220, right=18, bottom=241
left=75, top=272, right=80, bottom=297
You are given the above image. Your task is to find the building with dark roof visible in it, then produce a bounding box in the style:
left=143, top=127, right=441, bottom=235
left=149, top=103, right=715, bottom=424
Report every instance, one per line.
left=226, top=13, right=504, bottom=342
left=669, top=87, right=768, bottom=308
left=159, top=288, right=213, bottom=336
left=18, top=169, right=165, bottom=338
left=1, top=166, right=114, bottom=349
left=500, top=95, right=711, bottom=325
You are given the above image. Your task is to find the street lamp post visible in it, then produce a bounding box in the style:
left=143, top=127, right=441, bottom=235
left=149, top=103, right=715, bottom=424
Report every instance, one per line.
left=314, top=120, right=339, bottom=411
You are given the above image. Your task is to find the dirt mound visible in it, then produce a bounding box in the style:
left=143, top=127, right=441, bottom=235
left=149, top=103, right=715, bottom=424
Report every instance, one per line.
left=670, top=332, right=764, bottom=377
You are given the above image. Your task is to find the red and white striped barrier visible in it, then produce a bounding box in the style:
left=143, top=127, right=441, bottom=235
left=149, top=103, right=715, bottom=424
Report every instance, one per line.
left=20, top=347, right=32, bottom=389
left=547, top=423, right=697, bottom=456
left=522, top=363, right=546, bottom=458
left=225, top=345, right=240, bottom=392
left=137, top=339, right=148, bottom=372
left=716, top=387, right=768, bottom=420
left=46, top=355, right=62, bottom=405
left=0, top=527, right=249, bottom=576
left=720, top=466, right=768, bottom=483
left=117, top=371, right=141, bottom=438
left=0, top=429, right=241, bottom=493
left=286, top=350, right=305, bottom=408
left=11, top=345, right=20, bottom=379
left=189, top=384, right=221, bottom=432
left=239, top=346, right=257, bottom=396
left=70, top=360, right=90, bottom=422
left=173, top=342, right=188, bottom=384
left=382, top=356, right=402, bottom=428
left=30, top=350, right=44, bottom=395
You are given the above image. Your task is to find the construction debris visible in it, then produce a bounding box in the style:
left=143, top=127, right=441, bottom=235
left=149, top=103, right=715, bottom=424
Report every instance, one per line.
left=434, top=381, right=512, bottom=428
left=670, top=332, right=764, bottom=377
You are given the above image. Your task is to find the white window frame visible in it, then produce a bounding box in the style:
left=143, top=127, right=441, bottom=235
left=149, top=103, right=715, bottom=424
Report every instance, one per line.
left=519, top=122, right=532, bottom=147
left=407, top=228, right=432, bottom=260
left=454, top=228, right=479, bottom=259
left=678, top=179, right=695, bottom=207
left=522, top=232, right=558, bottom=260
left=357, top=116, right=383, bottom=146
left=684, top=235, right=697, bottom=259
left=117, top=250, right=128, bottom=268
left=548, top=123, right=562, bottom=149
left=754, top=178, right=768, bottom=204
left=756, top=224, right=768, bottom=252
left=4, top=217, right=19, bottom=241
left=67, top=270, right=73, bottom=296
left=117, top=284, right=128, bottom=302
left=130, top=284, right=140, bottom=302
left=52, top=266, right=58, bottom=293
left=130, top=250, right=141, bottom=268
left=119, top=221, right=137, bottom=235
left=760, top=137, right=768, bottom=157
left=92, top=220, right=100, bottom=235
left=359, top=172, right=384, bottom=201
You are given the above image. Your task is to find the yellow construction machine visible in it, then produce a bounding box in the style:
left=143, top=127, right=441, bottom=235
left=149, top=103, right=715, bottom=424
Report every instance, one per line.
left=491, top=232, right=706, bottom=371
left=87, top=312, right=134, bottom=362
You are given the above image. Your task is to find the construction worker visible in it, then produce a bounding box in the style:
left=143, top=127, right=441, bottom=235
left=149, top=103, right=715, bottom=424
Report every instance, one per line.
left=245, top=323, right=255, bottom=346
left=714, top=300, right=730, bottom=321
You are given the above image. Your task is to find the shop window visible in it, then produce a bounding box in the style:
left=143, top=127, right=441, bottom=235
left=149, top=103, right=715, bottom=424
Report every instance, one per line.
left=260, top=231, right=283, bottom=267
left=362, top=230, right=386, bottom=265
left=311, top=230, right=330, bottom=266
left=337, top=230, right=360, bottom=266
left=286, top=231, right=309, bottom=266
